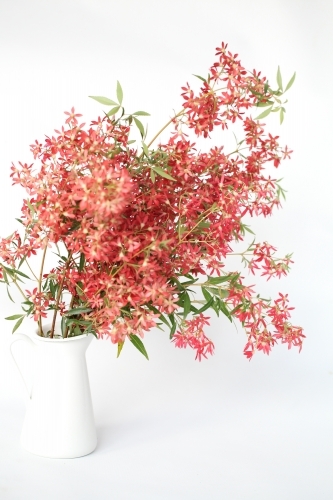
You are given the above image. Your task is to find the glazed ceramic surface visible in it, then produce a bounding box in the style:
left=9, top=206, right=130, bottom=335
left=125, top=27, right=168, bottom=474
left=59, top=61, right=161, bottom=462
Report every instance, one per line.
left=9, top=325, right=97, bottom=458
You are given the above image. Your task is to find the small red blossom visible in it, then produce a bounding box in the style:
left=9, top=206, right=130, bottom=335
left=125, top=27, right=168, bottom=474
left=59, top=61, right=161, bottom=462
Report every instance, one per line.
left=64, top=107, right=83, bottom=126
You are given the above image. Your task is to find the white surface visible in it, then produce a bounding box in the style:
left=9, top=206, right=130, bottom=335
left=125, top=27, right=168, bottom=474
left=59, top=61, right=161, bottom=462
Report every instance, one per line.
left=0, top=0, right=333, bottom=498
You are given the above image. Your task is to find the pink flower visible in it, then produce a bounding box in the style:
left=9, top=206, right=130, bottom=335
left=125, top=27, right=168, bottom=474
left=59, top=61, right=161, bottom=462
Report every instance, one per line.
left=64, top=107, right=83, bottom=126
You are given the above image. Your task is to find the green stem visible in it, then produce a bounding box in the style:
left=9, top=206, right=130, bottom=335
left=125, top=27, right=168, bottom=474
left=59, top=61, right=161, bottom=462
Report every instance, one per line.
left=226, top=146, right=248, bottom=157
left=50, top=252, right=72, bottom=339
left=139, top=109, right=185, bottom=158
left=63, top=294, right=75, bottom=339
left=14, top=280, right=27, bottom=300
left=25, top=260, right=38, bottom=281
left=38, top=240, right=48, bottom=336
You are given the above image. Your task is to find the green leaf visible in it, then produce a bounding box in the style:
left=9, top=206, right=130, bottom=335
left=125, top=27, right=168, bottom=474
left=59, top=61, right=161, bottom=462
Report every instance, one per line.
left=18, top=256, right=27, bottom=269
left=206, top=275, right=233, bottom=285
left=230, top=304, right=242, bottom=315
left=117, top=341, right=124, bottom=358
left=276, top=66, right=283, bottom=91
left=71, top=326, right=81, bottom=336
left=107, top=106, right=120, bottom=116
left=229, top=272, right=241, bottom=285
left=133, top=111, right=150, bottom=116
left=218, top=300, right=232, bottom=321
left=89, top=96, right=118, bottom=106
left=255, top=106, right=273, bottom=120
left=5, top=314, right=25, bottom=320
left=202, top=287, right=213, bottom=302
left=66, top=319, right=92, bottom=327
left=133, top=117, right=145, bottom=137
left=181, top=278, right=199, bottom=286
left=156, top=312, right=171, bottom=328
left=249, top=89, right=263, bottom=97
left=172, top=278, right=186, bottom=292
left=21, top=300, right=33, bottom=306
left=76, top=281, right=84, bottom=296
left=194, top=221, right=210, bottom=231
left=116, top=81, right=123, bottom=105
left=168, top=313, right=175, bottom=326
left=142, top=142, right=150, bottom=157
left=129, top=334, right=149, bottom=360
left=26, top=199, right=35, bottom=214
left=285, top=72, right=296, bottom=92
left=1, top=268, right=9, bottom=285
left=21, top=305, right=33, bottom=315
left=194, top=297, right=214, bottom=315
left=256, top=100, right=274, bottom=108
left=152, top=166, right=176, bottom=181
left=190, top=304, right=199, bottom=313
left=12, top=316, right=25, bottom=333
left=79, top=253, right=85, bottom=272
left=280, top=108, right=285, bottom=124
left=183, top=292, right=191, bottom=318
left=6, top=286, right=15, bottom=303
left=11, top=268, right=30, bottom=280
left=49, top=281, right=56, bottom=299
left=206, top=287, right=229, bottom=299
left=146, top=303, right=171, bottom=328
left=150, top=168, right=156, bottom=183
left=242, top=224, right=255, bottom=235
left=2, top=265, right=29, bottom=280
left=211, top=298, right=220, bottom=317
left=15, top=218, right=24, bottom=225
left=65, top=307, right=93, bottom=317
left=193, top=74, right=206, bottom=82
left=169, top=322, right=177, bottom=339
left=61, top=316, right=66, bottom=337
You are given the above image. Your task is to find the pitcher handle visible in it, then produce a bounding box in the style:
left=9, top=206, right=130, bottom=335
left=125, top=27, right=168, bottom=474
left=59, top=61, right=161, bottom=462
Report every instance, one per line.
left=8, top=333, right=36, bottom=400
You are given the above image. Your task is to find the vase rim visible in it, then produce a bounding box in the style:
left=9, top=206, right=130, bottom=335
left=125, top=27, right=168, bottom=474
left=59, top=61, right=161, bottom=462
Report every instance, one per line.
left=33, top=323, right=92, bottom=342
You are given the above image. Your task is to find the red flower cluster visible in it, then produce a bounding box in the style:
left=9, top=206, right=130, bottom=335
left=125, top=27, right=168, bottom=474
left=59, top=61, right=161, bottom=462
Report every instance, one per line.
left=25, top=288, right=49, bottom=322
left=0, top=42, right=303, bottom=361
left=172, top=314, right=214, bottom=361
left=247, top=242, right=294, bottom=280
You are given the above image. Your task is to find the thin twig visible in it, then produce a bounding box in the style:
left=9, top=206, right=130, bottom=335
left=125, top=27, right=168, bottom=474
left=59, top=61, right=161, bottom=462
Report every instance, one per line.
left=138, top=109, right=185, bottom=159
left=49, top=252, right=72, bottom=338
left=63, top=294, right=75, bottom=339
left=38, top=239, right=48, bottom=336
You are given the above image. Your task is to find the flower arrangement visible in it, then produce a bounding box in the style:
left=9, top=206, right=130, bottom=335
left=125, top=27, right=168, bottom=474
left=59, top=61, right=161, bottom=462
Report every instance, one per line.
left=0, top=42, right=304, bottom=361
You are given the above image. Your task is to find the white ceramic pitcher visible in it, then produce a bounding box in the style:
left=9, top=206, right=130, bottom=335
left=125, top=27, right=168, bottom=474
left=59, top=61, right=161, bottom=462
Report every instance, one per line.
left=8, top=324, right=97, bottom=458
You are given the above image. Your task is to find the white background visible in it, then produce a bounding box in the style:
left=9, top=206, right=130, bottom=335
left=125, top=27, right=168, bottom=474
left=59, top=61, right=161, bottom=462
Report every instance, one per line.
left=0, top=1, right=332, bottom=498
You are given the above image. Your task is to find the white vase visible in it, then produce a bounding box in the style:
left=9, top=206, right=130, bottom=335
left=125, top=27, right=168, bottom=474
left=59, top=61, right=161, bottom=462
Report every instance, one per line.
left=8, top=324, right=97, bottom=458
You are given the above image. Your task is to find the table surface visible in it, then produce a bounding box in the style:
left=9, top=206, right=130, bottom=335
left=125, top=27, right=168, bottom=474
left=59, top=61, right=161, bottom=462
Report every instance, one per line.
left=1, top=325, right=332, bottom=500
